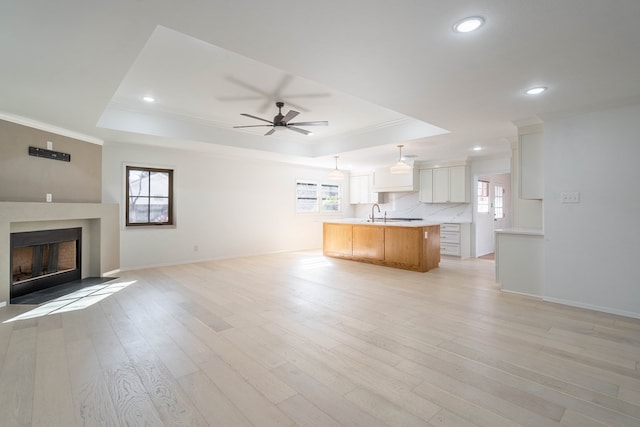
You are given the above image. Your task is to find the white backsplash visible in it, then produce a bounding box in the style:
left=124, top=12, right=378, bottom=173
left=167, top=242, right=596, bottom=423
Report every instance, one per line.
left=353, top=191, right=472, bottom=223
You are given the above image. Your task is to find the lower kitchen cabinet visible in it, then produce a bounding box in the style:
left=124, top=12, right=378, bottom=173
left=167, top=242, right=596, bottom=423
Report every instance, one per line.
left=352, top=225, right=385, bottom=260
left=440, top=223, right=470, bottom=259
left=322, top=223, right=352, bottom=258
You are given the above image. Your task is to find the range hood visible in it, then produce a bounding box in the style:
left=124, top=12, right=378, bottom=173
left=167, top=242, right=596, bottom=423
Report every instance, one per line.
left=372, top=167, right=419, bottom=193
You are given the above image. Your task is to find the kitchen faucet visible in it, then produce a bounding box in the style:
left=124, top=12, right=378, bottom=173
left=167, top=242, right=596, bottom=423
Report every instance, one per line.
left=370, top=203, right=380, bottom=222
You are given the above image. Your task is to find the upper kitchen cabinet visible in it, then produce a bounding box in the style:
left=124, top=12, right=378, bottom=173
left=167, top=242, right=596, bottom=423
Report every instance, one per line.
left=350, top=173, right=379, bottom=204
left=519, top=128, right=543, bottom=199
left=418, top=169, right=433, bottom=202
left=372, top=167, right=419, bottom=193
left=419, top=165, right=470, bottom=203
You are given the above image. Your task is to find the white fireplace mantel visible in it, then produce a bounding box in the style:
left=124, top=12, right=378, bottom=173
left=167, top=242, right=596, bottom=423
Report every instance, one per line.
left=0, top=202, right=119, bottom=305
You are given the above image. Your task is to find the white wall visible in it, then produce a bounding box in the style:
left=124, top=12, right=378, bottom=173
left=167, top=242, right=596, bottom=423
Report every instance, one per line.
left=543, top=103, right=640, bottom=318
left=102, top=142, right=353, bottom=270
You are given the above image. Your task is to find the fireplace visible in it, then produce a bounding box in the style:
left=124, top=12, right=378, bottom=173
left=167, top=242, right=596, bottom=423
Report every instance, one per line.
left=10, top=227, right=82, bottom=300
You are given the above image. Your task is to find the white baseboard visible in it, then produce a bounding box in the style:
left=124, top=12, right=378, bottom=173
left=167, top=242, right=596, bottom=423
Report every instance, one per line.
left=543, top=296, right=640, bottom=320
left=501, top=289, right=543, bottom=299
left=0, top=301, right=6, bottom=308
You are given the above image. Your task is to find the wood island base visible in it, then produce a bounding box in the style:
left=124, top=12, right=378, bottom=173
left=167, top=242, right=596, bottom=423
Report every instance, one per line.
left=323, top=222, right=441, bottom=272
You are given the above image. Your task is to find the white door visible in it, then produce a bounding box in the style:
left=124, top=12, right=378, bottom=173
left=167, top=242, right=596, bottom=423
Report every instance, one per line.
left=492, top=174, right=511, bottom=231
left=476, top=178, right=495, bottom=256
left=475, top=173, right=511, bottom=257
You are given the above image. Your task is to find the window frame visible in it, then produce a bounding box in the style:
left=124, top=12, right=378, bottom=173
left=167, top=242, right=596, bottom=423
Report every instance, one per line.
left=125, top=165, right=174, bottom=227
left=295, top=179, right=342, bottom=214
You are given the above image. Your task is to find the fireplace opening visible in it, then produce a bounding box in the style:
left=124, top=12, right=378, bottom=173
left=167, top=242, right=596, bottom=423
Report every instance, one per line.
left=10, top=227, right=82, bottom=301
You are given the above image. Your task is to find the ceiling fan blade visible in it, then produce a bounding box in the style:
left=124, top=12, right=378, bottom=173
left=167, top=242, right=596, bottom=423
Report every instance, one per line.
left=264, top=128, right=276, bottom=136
left=287, top=126, right=312, bottom=136
left=281, top=110, right=300, bottom=123
left=233, top=125, right=272, bottom=128
left=240, top=113, right=273, bottom=124
left=288, top=121, right=328, bottom=126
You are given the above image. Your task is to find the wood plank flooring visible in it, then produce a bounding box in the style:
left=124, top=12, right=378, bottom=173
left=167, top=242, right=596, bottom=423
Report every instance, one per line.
left=0, top=250, right=639, bottom=426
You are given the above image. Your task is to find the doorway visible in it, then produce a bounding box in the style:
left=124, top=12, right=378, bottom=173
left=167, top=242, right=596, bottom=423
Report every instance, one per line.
left=475, top=173, right=511, bottom=257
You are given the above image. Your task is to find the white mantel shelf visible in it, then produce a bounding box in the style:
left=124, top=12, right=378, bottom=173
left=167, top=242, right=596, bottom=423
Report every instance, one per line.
left=0, top=202, right=120, bottom=304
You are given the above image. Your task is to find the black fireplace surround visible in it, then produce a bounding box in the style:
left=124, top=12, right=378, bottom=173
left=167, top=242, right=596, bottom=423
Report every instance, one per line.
left=10, top=227, right=81, bottom=300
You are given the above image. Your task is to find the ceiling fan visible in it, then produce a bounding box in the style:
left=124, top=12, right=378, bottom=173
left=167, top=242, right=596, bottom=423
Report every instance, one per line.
left=233, top=102, right=328, bottom=136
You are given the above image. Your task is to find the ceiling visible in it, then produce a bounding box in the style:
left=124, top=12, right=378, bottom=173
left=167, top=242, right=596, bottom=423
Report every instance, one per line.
left=2, top=1, right=640, bottom=172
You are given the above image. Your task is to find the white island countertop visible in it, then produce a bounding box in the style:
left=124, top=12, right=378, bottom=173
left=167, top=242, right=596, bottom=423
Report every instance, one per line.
left=324, top=218, right=441, bottom=227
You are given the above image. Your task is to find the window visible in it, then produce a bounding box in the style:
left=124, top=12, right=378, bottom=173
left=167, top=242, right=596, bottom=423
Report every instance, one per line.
left=126, top=166, right=174, bottom=226
left=296, top=180, right=341, bottom=213
left=494, top=185, right=504, bottom=219
left=477, top=180, right=489, bottom=213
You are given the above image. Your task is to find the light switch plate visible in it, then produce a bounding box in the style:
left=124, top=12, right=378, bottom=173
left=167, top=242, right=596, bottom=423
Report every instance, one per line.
left=561, top=191, right=580, bottom=203
left=46, top=193, right=52, bottom=202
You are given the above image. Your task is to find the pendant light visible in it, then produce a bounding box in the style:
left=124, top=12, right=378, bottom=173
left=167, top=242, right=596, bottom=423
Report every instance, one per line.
left=390, top=145, right=411, bottom=174
left=328, top=156, right=344, bottom=180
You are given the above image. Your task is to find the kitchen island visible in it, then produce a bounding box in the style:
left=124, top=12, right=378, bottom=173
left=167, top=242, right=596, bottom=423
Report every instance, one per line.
left=323, top=219, right=440, bottom=272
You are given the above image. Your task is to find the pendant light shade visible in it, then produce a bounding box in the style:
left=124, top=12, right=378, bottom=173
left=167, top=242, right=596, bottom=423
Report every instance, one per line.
left=390, top=145, right=411, bottom=174
left=328, top=156, right=344, bottom=180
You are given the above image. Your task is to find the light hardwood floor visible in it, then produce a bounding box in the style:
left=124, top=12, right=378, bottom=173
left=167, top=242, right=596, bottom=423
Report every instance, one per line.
left=1, top=251, right=639, bottom=426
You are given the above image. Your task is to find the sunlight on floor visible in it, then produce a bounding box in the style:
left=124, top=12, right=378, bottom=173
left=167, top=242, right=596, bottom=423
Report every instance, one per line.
left=3, top=280, right=136, bottom=323
left=296, top=256, right=332, bottom=270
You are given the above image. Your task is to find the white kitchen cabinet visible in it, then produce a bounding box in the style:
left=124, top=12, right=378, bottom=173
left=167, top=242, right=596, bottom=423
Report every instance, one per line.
left=449, top=166, right=469, bottom=202
left=440, top=223, right=470, bottom=258
left=349, top=173, right=379, bottom=204
left=433, top=168, right=450, bottom=203
left=418, top=169, right=433, bottom=202
left=519, top=132, right=543, bottom=199
left=372, top=167, right=419, bottom=193
left=420, top=166, right=470, bottom=203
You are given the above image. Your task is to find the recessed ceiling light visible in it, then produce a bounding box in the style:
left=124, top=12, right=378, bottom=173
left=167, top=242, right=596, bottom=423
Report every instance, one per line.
left=525, top=86, right=547, bottom=95
left=473, top=146, right=482, bottom=151
left=142, top=95, right=155, bottom=103
left=453, top=16, right=485, bottom=33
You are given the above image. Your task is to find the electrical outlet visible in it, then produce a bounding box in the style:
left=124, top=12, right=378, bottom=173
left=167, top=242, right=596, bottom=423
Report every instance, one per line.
left=46, top=193, right=52, bottom=202
left=424, top=231, right=428, bottom=239
left=47, top=141, right=53, bottom=150
left=561, top=191, right=580, bottom=203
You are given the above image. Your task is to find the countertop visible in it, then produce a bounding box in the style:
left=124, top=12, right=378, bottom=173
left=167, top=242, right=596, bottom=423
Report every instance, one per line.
left=324, top=218, right=441, bottom=228
left=495, top=228, right=544, bottom=236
